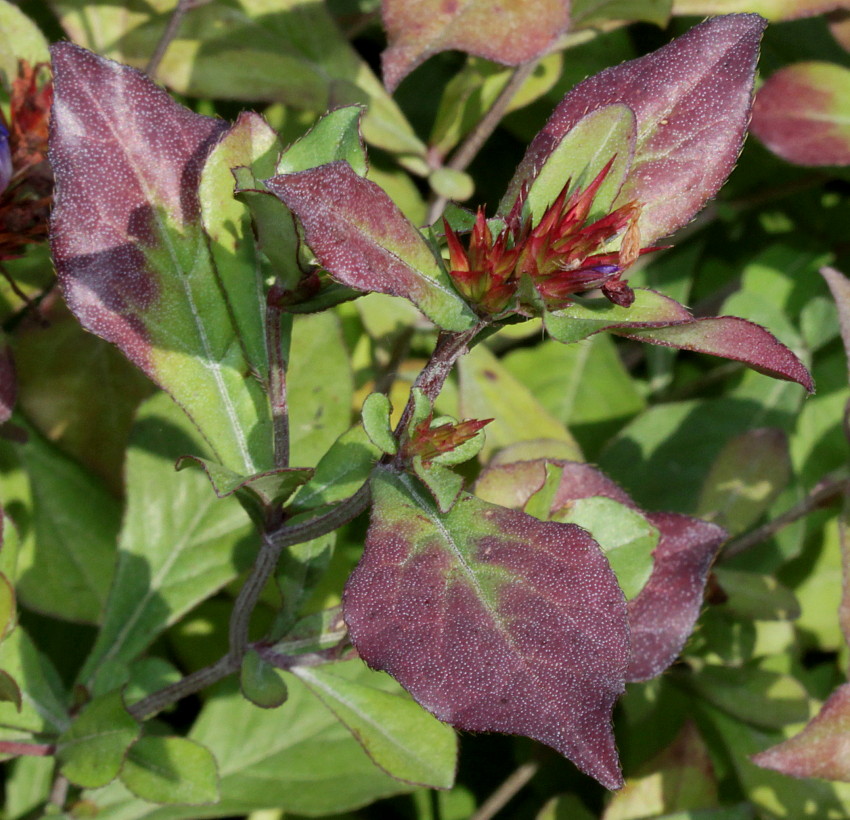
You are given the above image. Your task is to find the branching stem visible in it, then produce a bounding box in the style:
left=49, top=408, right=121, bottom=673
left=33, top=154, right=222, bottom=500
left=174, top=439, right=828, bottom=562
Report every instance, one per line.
left=146, top=0, right=210, bottom=78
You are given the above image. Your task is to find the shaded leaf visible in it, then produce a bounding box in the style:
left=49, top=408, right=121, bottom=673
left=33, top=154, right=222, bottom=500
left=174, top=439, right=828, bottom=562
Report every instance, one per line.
left=0, top=570, right=13, bottom=641
left=458, top=343, right=582, bottom=460
left=240, top=649, right=289, bottom=709
left=751, top=62, right=850, bottom=166
left=544, top=289, right=693, bottom=345
left=265, top=162, right=477, bottom=331
left=505, top=14, right=767, bottom=243
left=0, top=0, right=49, bottom=80
left=696, top=428, right=791, bottom=536
left=120, top=736, right=219, bottom=805
left=381, top=0, right=570, bottom=92
left=0, top=628, right=67, bottom=734
left=752, top=682, right=850, bottom=781
left=13, top=421, right=120, bottom=624
left=0, top=668, right=21, bottom=711
left=57, top=690, right=140, bottom=789
left=345, top=467, right=629, bottom=789
left=619, top=317, right=814, bottom=393
left=292, top=663, right=458, bottom=788
left=627, top=513, right=726, bottom=682
left=0, top=334, right=15, bottom=424
left=821, top=266, right=850, bottom=383
left=362, top=392, right=397, bottom=455
left=78, top=393, right=256, bottom=690
left=712, top=568, right=800, bottom=621
left=175, top=456, right=313, bottom=509
left=49, top=42, right=273, bottom=475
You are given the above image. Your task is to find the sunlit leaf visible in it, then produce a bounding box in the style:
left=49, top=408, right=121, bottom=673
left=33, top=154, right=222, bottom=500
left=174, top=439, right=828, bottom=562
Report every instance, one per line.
left=380, top=0, right=570, bottom=92
left=265, top=162, right=477, bottom=331
left=752, top=683, right=850, bottom=781
left=619, top=317, right=814, bottom=392
left=345, top=467, right=629, bottom=789
left=49, top=43, right=273, bottom=475
left=751, top=62, right=850, bottom=166
left=505, top=14, right=767, bottom=243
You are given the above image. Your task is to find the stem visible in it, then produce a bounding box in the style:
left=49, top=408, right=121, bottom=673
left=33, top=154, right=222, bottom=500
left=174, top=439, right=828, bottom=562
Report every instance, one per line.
left=395, top=324, right=484, bottom=435
left=146, top=0, right=209, bottom=78
left=469, top=760, right=540, bottom=820
left=722, top=476, right=849, bottom=560
left=267, top=303, right=290, bottom=468
left=49, top=773, right=69, bottom=810
left=0, top=740, right=54, bottom=756
left=426, top=60, right=540, bottom=225
left=128, top=654, right=238, bottom=721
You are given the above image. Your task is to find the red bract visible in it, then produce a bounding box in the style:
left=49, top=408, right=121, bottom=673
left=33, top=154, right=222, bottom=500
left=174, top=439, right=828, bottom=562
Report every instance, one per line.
left=443, top=160, right=654, bottom=315
left=403, top=416, right=492, bottom=464
left=0, top=60, right=53, bottom=261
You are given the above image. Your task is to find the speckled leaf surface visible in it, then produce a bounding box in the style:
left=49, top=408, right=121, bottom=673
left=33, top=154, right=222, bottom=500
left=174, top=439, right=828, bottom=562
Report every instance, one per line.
left=474, top=459, right=726, bottom=681
left=751, top=62, right=850, bottom=167
left=752, top=683, right=850, bottom=780
left=380, top=0, right=570, bottom=92
left=344, top=467, right=629, bottom=789
left=265, top=162, right=476, bottom=331
left=618, top=317, right=814, bottom=392
left=49, top=43, right=273, bottom=475
left=626, top=512, right=726, bottom=682
left=504, top=14, right=766, bottom=243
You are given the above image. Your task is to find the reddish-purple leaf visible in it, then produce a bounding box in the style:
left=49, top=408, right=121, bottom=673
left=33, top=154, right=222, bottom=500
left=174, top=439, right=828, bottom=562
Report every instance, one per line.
left=380, top=0, right=570, bottom=92
left=49, top=43, right=273, bottom=474
left=617, top=317, right=814, bottom=392
left=504, top=14, right=766, bottom=243
left=475, top=459, right=726, bottom=681
left=752, top=683, right=850, bottom=780
left=345, top=468, right=629, bottom=789
left=626, top=512, right=726, bottom=682
left=751, top=62, right=850, bottom=166
left=0, top=336, right=15, bottom=424
left=264, top=162, right=476, bottom=331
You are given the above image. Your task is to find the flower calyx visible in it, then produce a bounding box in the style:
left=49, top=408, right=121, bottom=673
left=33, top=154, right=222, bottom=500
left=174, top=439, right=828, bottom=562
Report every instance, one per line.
left=443, top=158, right=657, bottom=315
left=401, top=413, right=492, bottom=467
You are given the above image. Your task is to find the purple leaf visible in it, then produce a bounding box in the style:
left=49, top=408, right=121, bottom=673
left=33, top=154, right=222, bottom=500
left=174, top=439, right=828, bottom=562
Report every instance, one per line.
left=751, top=62, right=850, bottom=167
left=617, top=317, right=814, bottom=392
left=475, top=459, right=726, bottom=681
left=49, top=43, right=273, bottom=474
left=504, top=14, right=766, bottom=244
left=344, top=468, right=629, bottom=789
left=380, top=0, right=570, bottom=92
left=752, top=683, right=850, bottom=780
left=264, top=162, right=476, bottom=332
left=626, top=512, right=726, bottom=682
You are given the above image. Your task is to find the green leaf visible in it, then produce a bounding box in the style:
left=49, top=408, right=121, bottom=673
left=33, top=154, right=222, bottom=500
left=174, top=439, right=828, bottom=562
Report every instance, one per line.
left=240, top=649, right=289, bottom=709
left=175, top=456, right=313, bottom=509
left=198, top=110, right=280, bottom=376
left=553, top=496, right=658, bottom=600
left=572, top=0, right=671, bottom=27
left=292, top=663, right=458, bottom=788
left=57, top=690, right=140, bottom=789
left=12, top=423, right=120, bottom=624
left=78, top=393, right=256, bottom=690
left=361, top=393, right=397, bottom=455
left=712, top=568, right=800, bottom=621
left=412, top=457, right=464, bottom=514
left=0, top=628, right=67, bottom=734
left=0, top=0, right=50, bottom=81
left=290, top=425, right=379, bottom=512
left=277, top=105, right=367, bottom=177
left=121, top=736, right=219, bottom=805
left=544, top=289, right=693, bottom=345
left=0, top=570, right=14, bottom=640
left=429, top=167, right=474, bottom=201
left=288, top=312, right=355, bottom=467
left=0, top=668, right=21, bottom=711
left=458, top=343, right=582, bottom=461
left=696, top=428, right=791, bottom=537
left=50, top=43, right=273, bottom=476
left=516, top=104, right=637, bottom=226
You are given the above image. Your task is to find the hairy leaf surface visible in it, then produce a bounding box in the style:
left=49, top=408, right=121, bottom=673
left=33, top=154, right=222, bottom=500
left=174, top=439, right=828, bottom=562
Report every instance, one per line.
left=345, top=467, right=629, bottom=789
left=505, top=14, right=766, bottom=243
left=49, top=43, right=272, bottom=475
left=381, top=0, right=570, bottom=92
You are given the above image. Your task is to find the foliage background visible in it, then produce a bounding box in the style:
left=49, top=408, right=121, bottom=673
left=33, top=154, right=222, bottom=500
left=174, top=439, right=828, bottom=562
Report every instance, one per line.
left=2, top=0, right=850, bottom=818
